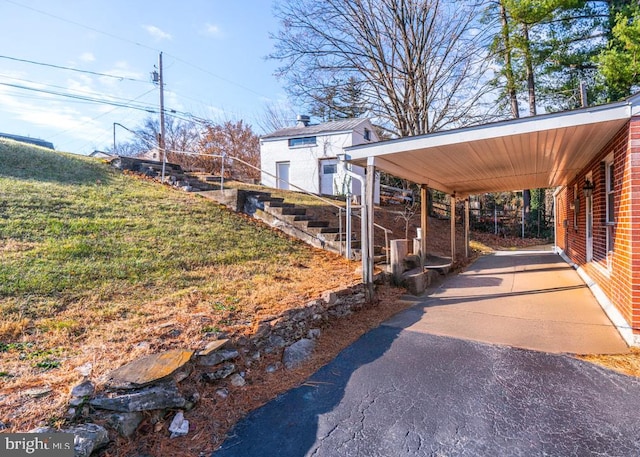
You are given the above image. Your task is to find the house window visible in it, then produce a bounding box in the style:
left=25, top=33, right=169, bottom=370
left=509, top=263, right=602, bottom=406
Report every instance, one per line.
left=288, top=136, right=316, bottom=147
left=323, top=164, right=337, bottom=174
left=605, top=157, right=615, bottom=268
left=364, top=128, right=371, bottom=141
left=606, top=160, right=615, bottom=224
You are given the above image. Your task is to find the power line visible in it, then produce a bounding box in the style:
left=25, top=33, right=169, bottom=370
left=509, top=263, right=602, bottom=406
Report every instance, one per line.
left=0, top=54, right=148, bottom=83
left=47, top=89, right=157, bottom=143
left=0, top=81, right=158, bottom=113
left=4, top=0, right=161, bottom=54
left=0, top=73, right=155, bottom=108
left=0, top=76, right=214, bottom=126
left=5, top=0, right=271, bottom=99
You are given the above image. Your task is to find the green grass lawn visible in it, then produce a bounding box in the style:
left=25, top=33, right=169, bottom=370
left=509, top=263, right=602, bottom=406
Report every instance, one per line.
left=0, top=139, right=309, bottom=332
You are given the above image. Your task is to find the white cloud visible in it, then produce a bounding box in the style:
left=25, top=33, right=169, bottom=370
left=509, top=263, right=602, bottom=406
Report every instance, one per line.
left=165, top=90, right=184, bottom=112
left=144, top=25, right=172, bottom=41
left=80, top=52, right=96, bottom=63
left=202, top=23, right=222, bottom=37
left=0, top=87, right=106, bottom=144
left=96, top=61, right=145, bottom=88
left=67, top=75, right=94, bottom=94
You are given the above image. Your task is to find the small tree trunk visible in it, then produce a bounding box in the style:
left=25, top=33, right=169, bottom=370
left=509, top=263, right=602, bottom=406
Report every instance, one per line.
left=500, top=1, right=519, bottom=119
left=523, top=23, right=537, bottom=116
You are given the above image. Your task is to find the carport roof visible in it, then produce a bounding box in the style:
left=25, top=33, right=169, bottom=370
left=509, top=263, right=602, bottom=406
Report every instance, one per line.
left=347, top=94, right=640, bottom=197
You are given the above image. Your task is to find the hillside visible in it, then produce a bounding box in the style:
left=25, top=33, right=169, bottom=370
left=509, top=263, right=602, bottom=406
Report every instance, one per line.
left=0, top=139, right=374, bottom=446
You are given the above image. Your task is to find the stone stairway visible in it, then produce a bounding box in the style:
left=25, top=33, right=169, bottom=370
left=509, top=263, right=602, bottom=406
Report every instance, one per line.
left=112, top=156, right=217, bottom=192
left=246, top=193, right=346, bottom=255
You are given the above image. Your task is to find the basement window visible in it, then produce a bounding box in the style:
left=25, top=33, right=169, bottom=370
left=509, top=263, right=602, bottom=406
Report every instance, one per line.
left=288, top=136, right=316, bottom=147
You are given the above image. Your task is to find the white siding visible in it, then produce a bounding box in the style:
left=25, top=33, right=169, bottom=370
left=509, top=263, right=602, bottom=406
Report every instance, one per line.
left=261, top=131, right=353, bottom=195
left=260, top=119, right=379, bottom=198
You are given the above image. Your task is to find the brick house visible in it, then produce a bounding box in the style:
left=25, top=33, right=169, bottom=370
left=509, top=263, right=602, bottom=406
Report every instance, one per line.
left=347, top=94, right=640, bottom=345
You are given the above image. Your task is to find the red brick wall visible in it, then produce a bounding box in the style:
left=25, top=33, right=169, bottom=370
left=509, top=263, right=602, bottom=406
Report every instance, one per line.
left=555, top=119, right=640, bottom=336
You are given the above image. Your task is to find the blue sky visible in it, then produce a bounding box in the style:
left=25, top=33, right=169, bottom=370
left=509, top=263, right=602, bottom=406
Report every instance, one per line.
left=0, top=0, right=291, bottom=153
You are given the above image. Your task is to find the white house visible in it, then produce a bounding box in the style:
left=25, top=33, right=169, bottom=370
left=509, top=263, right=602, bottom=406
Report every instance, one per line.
left=260, top=116, right=380, bottom=201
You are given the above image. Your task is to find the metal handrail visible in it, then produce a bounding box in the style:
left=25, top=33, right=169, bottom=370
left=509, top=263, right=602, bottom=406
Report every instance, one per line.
left=135, top=146, right=394, bottom=262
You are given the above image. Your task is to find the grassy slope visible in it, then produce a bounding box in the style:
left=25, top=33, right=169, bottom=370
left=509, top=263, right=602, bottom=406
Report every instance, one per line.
left=1, top=140, right=305, bottom=300
left=0, top=139, right=360, bottom=431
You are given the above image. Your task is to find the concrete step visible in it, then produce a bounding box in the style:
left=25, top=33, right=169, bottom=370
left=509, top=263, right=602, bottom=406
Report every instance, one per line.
left=264, top=200, right=293, bottom=209
left=256, top=194, right=279, bottom=202
left=306, top=226, right=340, bottom=236
left=305, top=220, right=330, bottom=228
left=281, top=207, right=307, bottom=216
left=280, top=214, right=314, bottom=224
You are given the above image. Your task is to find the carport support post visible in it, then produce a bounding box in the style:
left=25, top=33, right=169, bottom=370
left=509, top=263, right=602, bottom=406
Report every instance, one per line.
left=465, top=198, right=470, bottom=259
left=420, top=185, right=429, bottom=266
left=451, top=194, right=456, bottom=263
left=365, top=157, right=376, bottom=302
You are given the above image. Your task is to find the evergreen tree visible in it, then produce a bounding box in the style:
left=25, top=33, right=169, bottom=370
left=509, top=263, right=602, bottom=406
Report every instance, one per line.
left=597, top=3, right=640, bottom=100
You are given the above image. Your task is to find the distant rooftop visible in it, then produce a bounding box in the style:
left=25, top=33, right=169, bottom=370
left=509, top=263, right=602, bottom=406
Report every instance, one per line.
left=0, top=133, right=54, bottom=150
left=262, top=118, right=371, bottom=140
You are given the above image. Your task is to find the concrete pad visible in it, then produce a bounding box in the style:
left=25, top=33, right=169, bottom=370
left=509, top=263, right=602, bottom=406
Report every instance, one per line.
left=384, top=250, right=629, bottom=355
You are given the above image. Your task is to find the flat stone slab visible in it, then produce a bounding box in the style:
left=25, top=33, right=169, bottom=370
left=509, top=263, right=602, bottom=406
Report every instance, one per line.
left=90, top=383, right=186, bottom=412
left=105, top=349, right=194, bottom=389
left=198, top=349, right=239, bottom=367
left=198, top=339, right=230, bottom=356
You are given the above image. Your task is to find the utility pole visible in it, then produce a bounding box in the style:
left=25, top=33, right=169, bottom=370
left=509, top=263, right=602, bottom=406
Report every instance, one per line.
left=158, top=52, right=167, bottom=182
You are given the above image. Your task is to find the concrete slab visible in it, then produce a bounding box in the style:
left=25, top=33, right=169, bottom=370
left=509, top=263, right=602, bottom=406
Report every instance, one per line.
left=385, top=250, right=629, bottom=355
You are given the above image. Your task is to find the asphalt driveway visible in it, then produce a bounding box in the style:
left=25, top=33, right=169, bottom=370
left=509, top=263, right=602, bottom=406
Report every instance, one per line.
left=213, top=251, right=640, bottom=456
left=214, top=330, right=640, bottom=456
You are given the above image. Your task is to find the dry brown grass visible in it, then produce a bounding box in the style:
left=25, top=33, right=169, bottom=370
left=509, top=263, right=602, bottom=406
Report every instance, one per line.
left=2, top=147, right=638, bottom=455
left=0, top=249, right=362, bottom=434
left=578, top=349, right=640, bottom=378
left=102, top=285, right=410, bottom=457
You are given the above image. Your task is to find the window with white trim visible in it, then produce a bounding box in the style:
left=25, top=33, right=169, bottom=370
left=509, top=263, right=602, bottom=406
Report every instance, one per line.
left=605, top=156, right=615, bottom=268
left=288, top=136, right=316, bottom=147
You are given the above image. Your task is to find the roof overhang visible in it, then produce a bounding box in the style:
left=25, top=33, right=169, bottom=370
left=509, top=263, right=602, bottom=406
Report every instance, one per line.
left=347, top=96, right=640, bottom=197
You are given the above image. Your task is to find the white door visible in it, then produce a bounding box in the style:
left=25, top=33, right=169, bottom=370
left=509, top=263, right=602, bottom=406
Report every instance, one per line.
left=320, top=159, right=338, bottom=195
left=276, top=162, right=290, bottom=190
left=586, top=194, right=593, bottom=261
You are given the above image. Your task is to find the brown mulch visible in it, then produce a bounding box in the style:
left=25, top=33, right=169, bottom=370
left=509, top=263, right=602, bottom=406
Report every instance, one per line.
left=103, top=285, right=411, bottom=457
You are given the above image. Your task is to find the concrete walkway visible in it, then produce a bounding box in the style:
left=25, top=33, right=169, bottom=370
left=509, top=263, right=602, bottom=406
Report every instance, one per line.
left=388, top=250, right=628, bottom=354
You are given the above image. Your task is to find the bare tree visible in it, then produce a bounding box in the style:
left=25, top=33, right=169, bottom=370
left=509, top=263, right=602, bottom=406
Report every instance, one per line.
left=255, top=101, right=299, bottom=134
left=124, top=116, right=201, bottom=162
left=271, top=0, right=495, bottom=137
left=197, top=120, right=260, bottom=181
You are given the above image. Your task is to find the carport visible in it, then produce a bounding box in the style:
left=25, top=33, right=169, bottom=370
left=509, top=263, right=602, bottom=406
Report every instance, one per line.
left=344, top=98, right=640, bottom=348
left=346, top=99, right=634, bottom=293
